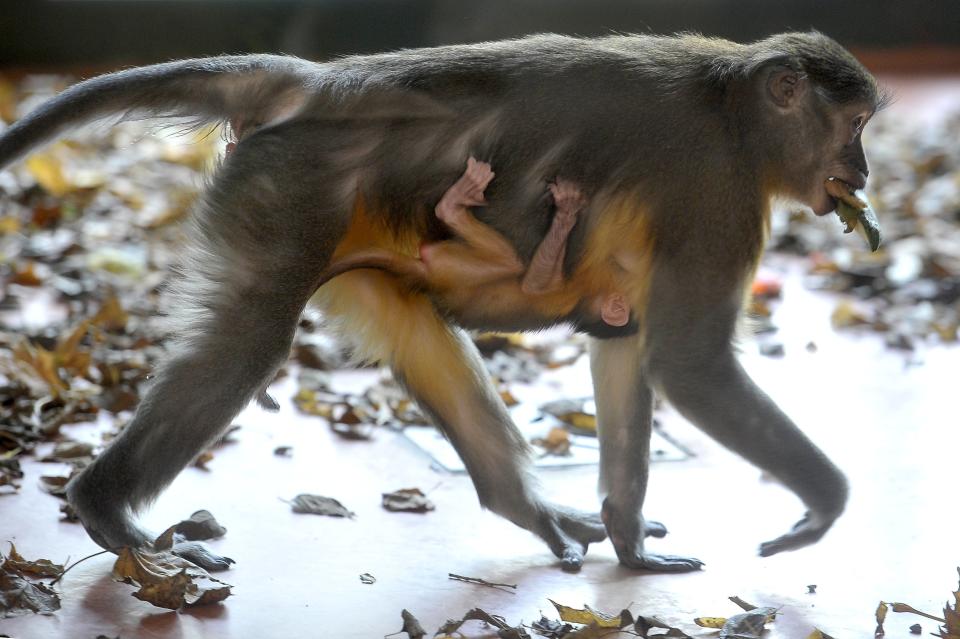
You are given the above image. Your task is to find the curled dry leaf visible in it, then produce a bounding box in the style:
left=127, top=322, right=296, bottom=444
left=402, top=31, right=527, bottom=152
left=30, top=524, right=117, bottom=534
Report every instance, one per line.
left=2, top=544, right=63, bottom=579
left=718, top=609, right=777, bottom=639
left=174, top=509, right=228, bottom=541
left=382, top=488, right=435, bottom=513
left=359, top=573, right=376, bottom=584
left=0, top=570, right=61, bottom=618
left=290, top=494, right=354, bottom=518
left=531, top=427, right=572, bottom=457
left=399, top=609, right=427, bottom=639
left=548, top=599, right=631, bottom=629
left=112, top=547, right=231, bottom=610
left=0, top=545, right=62, bottom=618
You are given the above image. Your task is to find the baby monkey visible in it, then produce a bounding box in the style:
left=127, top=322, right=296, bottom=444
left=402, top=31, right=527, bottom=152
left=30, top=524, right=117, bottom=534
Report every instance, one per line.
left=326, top=158, right=631, bottom=328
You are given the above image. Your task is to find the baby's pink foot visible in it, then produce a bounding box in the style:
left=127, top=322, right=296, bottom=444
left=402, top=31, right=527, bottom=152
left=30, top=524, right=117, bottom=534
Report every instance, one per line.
left=436, top=157, right=495, bottom=223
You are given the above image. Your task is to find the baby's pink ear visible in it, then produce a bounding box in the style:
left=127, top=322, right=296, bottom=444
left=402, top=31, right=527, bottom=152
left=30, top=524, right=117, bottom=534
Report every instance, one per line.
left=601, top=294, right=629, bottom=327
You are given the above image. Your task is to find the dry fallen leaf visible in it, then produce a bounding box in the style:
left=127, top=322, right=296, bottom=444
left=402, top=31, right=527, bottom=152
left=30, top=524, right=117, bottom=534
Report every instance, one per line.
left=876, top=601, right=888, bottom=636
left=0, top=569, right=61, bottom=618
left=399, top=609, right=427, bottom=639
left=382, top=488, right=435, bottom=513
left=173, top=510, right=228, bottom=541
left=718, top=609, right=777, bottom=639
left=532, top=427, right=572, bottom=457
left=0, top=545, right=62, bottom=618
left=549, top=599, right=628, bottom=629
left=112, top=547, right=231, bottom=610
left=290, top=494, right=354, bottom=518
left=2, top=544, right=63, bottom=579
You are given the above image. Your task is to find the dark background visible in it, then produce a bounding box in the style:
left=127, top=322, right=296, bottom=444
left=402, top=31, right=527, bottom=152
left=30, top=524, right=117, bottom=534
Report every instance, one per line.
left=2, top=0, right=959, bottom=71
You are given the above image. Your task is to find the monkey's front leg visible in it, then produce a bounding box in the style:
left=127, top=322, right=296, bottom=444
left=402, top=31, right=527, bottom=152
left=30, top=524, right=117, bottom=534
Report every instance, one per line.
left=316, top=271, right=606, bottom=570
left=644, top=283, right=848, bottom=558
left=590, top=337, right=704, bottom=572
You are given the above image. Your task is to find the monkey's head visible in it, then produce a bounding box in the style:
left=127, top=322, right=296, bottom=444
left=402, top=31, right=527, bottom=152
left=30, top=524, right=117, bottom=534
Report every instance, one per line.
left=743, top=32, right=887, bottom=217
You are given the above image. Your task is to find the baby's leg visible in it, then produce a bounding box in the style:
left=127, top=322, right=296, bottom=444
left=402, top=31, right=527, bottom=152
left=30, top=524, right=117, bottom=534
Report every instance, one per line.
left=431, top=158, right=521, bottom=274
left=521, top=179, right=586, bottom=295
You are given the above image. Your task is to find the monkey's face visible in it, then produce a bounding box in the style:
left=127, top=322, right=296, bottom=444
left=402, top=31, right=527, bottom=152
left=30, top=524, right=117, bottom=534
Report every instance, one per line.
left=765, top=68, right=876, bottom=217
left=807, top=100, right=875, bottom=217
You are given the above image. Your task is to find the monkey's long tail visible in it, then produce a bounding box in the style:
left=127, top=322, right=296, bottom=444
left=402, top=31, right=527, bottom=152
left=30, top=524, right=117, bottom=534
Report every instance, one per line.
left=0, top=54, right=317, bottom=169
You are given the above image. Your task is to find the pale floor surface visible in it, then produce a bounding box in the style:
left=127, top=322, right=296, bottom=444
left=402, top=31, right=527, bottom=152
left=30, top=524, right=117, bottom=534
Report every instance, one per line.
left=0, top=255, right=958, bottom=639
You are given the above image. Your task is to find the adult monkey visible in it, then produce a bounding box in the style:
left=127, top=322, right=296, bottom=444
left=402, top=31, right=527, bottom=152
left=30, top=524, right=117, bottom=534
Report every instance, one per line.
left=0, top=31, right=882, bottom=572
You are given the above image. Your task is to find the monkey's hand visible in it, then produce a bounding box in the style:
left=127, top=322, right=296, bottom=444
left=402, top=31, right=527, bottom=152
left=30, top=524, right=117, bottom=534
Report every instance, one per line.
left=758, top=511, right=836, bottom=557
left=601, top=499, right=704, bottom=572
left=435, top=157, right=495, bottom=225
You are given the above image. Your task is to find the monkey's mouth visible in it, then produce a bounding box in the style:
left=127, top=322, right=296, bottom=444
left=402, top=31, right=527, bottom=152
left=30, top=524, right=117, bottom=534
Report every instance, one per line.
left=825, top=177, right=867, bottom=208
left=823, top=176, right=883, bottom=252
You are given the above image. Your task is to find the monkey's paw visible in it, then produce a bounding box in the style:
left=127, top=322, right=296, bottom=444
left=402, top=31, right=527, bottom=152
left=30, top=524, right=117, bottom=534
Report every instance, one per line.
left=536, top=505, right=608, bottom=572
left=758, top=511, right=834, bottom=557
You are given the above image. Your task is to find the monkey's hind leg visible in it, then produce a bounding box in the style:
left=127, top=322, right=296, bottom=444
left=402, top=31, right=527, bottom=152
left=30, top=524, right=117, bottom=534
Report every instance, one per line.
left=590, top=336, right=704, bottom=572
left=67, top=143, right=339, bottom=565
left=316, top=270, right=606, bottom=571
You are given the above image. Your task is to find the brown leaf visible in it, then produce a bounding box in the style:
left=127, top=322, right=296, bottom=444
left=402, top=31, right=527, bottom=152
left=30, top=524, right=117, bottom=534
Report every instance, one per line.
left=38, top=474, right=71, bottom=497
left=290, top=494, right=354, bottom=518
left=174, top=510, right=227, bottom=541
left=2, top=544, right=64, bottom=579
left=532, top=427, right=572, bottom=457
left=382, top=488, right=435, bottom=513
left=398, top=609, right=426, bottom=639
left=112, top=547, right=231, bottom=610
left=0, top=569, right=61, bottom=618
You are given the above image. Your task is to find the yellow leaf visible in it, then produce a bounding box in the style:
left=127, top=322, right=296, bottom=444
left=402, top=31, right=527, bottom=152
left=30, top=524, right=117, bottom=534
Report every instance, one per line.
left=92, top=296, right=129, bottom=332
left=559, top=412, right=597, bottom=431
left=25, top=152, right=72, bottom=197
left=549, top=600, right=621, bottom=628
left=694, top=617, right=727, bottom=628
left=0, top=216, right=21, bottom=234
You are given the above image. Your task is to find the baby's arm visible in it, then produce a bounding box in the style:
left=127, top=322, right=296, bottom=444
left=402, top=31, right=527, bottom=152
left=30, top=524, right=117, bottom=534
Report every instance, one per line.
left=520, top=180, right=585, bottom=295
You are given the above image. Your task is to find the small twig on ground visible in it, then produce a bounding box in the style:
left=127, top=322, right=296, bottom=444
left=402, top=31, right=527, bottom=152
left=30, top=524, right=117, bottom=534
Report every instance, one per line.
left=49, top=549, right=110, bottom=586
left=448, top=572, right=517, bottom=594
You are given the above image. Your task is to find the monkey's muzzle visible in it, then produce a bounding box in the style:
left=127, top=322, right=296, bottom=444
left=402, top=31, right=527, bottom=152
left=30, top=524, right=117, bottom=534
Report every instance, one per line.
left=825, top=177, right=882, bottom=252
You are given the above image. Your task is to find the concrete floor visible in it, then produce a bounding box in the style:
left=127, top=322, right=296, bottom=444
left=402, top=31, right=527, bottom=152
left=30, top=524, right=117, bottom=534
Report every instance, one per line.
left=1, top=255, right=958, bottom=639
left=2, top=80, right=960, bottom=639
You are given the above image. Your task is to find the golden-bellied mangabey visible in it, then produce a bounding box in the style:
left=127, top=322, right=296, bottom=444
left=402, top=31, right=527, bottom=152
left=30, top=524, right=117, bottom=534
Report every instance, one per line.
left=0, top=31, right=885, bottom=572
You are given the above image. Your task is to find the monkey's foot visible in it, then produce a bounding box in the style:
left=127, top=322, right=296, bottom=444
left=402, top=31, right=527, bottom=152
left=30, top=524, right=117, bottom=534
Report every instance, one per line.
left=758, top=511, right=834, bottom=557
left=67, top=475, right=152, bottom=552
left=535, top=505, right=608, bottom=572
left=435, top=157, right=495, bottom=224
left=601, top=498, right=703, bottom=572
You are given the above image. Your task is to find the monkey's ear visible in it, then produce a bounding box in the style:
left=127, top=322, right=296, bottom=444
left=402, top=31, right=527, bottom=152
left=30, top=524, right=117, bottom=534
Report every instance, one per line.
left=766, top=67, right=808, bottom=109
left=600, top=295, right=630, bottom=327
